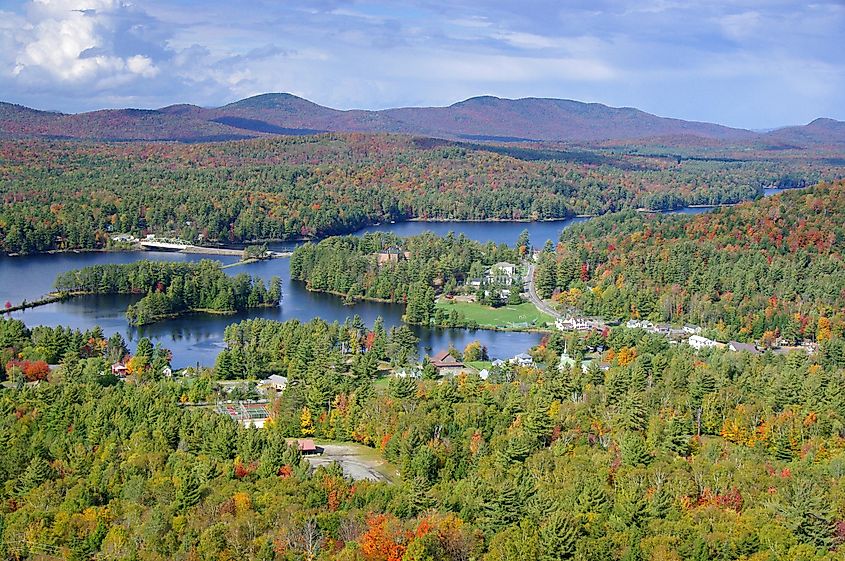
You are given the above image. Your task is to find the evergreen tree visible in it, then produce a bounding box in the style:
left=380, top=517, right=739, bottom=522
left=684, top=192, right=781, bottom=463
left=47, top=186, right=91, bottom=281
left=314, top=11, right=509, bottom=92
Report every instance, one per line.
left=16, top=456, right=52, bottom=495
left=540, top=511, right=579, bottom=560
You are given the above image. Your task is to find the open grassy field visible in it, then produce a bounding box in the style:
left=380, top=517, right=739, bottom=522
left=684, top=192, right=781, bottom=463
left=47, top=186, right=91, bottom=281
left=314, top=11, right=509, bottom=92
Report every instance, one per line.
left=436, top=299, right=554, bottom=329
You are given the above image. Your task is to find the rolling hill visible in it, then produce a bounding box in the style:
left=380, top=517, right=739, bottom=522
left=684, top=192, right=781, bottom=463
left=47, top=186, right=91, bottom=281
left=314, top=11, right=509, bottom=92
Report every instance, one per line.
left=0, top=94, right=842, bottom=147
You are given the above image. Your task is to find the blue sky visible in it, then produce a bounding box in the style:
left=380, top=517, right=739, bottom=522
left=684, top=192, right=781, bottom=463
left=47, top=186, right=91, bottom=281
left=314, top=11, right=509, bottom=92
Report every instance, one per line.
left=0, top=0, right=842, bottom=129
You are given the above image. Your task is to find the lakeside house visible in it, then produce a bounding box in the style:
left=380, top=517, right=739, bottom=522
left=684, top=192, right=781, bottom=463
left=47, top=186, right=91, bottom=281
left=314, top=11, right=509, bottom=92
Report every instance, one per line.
left=510, top=353, right=534, bottom=367
left=430, top=350, right=465, bottom=376
left=467, top=261, right=520, bottom=289
left=111, top=362, right=129, bottom=377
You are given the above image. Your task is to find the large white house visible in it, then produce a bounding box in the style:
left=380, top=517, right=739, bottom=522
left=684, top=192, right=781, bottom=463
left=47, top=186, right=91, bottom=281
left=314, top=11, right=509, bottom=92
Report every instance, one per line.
left=687, top=335, right=721, bottom=350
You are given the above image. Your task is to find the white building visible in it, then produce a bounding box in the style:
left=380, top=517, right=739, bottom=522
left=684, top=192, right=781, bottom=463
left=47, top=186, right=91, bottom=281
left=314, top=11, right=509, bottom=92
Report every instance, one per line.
left=626, top=319, right=654, bottom=330
left=487, top=262, right=518, bottom=285
left=510, top=353, right=534, bottom=367
left=688, top=335, right=720, bottom=350
left=260, top=374, right=288, bottom=392
left=478, top=369, right=490, bottom=380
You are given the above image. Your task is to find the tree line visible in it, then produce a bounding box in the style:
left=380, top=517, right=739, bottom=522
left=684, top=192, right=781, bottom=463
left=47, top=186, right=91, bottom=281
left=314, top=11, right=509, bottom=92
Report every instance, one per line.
left=2, top=134, right=837, bottom=254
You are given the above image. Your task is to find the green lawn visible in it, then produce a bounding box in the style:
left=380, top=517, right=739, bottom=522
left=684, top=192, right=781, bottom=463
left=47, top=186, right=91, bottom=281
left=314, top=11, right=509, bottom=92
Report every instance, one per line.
left=436, top=299, right=554, bottom=329
left=467, top=360, right=493, bottom=371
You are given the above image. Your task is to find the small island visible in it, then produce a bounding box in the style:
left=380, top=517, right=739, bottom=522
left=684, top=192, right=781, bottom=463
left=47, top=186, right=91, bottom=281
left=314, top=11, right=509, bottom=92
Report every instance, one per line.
left=53, top=260, right=281, bottom=326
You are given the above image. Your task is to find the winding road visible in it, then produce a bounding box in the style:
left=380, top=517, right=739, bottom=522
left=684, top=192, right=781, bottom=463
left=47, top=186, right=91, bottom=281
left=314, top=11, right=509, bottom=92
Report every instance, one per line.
left=524, top=262, right=562, bottom=320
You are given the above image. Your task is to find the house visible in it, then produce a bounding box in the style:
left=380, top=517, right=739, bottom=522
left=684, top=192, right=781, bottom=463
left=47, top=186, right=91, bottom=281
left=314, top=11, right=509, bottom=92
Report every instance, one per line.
left=557, top=317, right=591, bottom=331
left=510, top=353, right=534, bottom=367
left=688, top=335, right=721, bottom=350
left=654, top=323, right=671, bottom=336
left=683, top=325, right=702, bottom=335
left=161, top=366, right=173, bottom=378
left=298, top=439, right=319, bottom=455
left=376, top=247, right=410, bottom=265
left=430, top=350, right=465, bottom=376
left=491, top=359, right=506, bottom=368
left=260, top=374, right=288, bottom=392
left=111, top=362, right=129, bottom=377
left=487, top=262, right=518, bottom=285
left=729, top=341, right=761, bottom=355
left=626, top=319, right=654, bottom=330
left=557, top=316, right=604, bottom=332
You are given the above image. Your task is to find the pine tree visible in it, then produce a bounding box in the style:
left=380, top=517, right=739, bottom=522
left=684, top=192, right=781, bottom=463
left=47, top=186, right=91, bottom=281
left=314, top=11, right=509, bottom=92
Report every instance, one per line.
left=540, top=511, right=579, bottom=560
left=483, top=479, right=522, bottom=531
left=535, top=255, right=556, bottom=299
left=577, top=478, right=609, bottom=515
left=175, top=470, right=201, bottom=511
left=621, top=433, right=651, bottom=467
left=389, top=375, right=417, bottom=399
left=16, top=456, right=52, bottom=495
left=136, top=337, right=153, bottom=360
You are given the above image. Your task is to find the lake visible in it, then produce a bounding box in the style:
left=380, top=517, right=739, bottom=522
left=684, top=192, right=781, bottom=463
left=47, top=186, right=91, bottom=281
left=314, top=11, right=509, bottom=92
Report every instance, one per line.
left=4, top=222, right=574, bottom=367
left=0, top=195, right=783, bottom=368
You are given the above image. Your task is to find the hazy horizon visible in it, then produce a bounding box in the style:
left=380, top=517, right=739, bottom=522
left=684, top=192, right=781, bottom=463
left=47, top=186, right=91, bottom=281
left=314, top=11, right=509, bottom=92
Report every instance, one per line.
left=1, top=1, right=843, bottom=129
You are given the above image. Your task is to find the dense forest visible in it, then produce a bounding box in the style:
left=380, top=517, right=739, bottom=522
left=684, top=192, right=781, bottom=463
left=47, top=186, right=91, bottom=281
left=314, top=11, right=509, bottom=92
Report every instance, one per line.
left=2, top=134, right=841, bottom=254
left=53, top=260, right=281, bottom=326
left=532, top=181, right=845, bottom=343
left=2, top=313, right=845, bottom=559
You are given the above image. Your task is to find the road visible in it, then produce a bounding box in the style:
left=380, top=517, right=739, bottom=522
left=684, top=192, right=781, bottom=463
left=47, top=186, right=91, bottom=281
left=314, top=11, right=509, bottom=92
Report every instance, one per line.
left=524, top=263, right=562, bottom=320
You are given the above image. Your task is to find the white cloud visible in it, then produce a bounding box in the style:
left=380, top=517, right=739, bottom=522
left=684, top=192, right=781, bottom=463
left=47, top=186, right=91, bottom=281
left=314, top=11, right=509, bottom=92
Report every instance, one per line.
left=9, top=0, right=160, bottom=84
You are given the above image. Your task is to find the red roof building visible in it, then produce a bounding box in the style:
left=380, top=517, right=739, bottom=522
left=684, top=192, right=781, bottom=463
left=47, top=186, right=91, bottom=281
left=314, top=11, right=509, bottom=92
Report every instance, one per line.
left=298, top=439, right=317, bottom=454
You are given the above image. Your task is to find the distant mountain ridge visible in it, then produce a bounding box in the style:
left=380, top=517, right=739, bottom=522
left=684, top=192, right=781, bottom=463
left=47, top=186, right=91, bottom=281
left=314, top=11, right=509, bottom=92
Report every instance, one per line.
left=0, top=94, right=842, bottom=147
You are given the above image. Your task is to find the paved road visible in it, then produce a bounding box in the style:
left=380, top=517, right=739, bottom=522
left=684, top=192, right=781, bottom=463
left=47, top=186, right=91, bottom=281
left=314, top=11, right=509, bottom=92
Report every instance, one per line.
left=524, top=263, right=562, bottom=320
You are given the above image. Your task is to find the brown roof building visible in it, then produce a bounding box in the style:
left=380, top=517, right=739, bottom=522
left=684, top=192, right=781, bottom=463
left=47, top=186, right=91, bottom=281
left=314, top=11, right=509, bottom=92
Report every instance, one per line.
left=430, top=350, right=466, bottom=377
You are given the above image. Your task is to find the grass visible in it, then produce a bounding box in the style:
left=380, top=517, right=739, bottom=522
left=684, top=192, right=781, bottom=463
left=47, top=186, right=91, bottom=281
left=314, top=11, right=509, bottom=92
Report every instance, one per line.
left=436, top=299, right=554, bottom=329
left=467, top=361, right=493, bottom=371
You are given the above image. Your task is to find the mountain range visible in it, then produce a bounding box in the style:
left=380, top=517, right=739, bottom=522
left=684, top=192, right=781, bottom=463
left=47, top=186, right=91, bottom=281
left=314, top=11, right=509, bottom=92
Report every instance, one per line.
left=1, top=93, right=843, bottom=147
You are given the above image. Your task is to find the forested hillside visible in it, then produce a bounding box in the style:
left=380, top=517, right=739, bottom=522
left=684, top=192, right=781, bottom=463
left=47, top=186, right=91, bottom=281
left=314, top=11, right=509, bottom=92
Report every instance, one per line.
left=536, top=181, right=845, bottom=342
left=2, top=315, right=845, bottom=559
left=1, top=134, right=839, bottom=254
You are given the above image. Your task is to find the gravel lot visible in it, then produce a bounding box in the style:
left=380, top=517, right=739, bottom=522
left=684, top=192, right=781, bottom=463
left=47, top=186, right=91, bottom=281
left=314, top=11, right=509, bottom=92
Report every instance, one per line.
left=304, top=443, right=397, bottom=482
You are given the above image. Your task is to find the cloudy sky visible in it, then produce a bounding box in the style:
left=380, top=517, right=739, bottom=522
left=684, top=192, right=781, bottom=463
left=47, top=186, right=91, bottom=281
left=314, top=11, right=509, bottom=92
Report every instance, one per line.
left=0, top=0, right=842, bottom=129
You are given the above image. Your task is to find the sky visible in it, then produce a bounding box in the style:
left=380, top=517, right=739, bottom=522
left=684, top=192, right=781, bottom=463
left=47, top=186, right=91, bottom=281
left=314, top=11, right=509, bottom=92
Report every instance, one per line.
left=0, top=0, right=842, bottom=129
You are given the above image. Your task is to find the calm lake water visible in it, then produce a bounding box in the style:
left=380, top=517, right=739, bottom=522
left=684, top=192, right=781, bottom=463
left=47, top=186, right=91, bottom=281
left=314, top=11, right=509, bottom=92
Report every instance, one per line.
left=0, top=194, right=787, bottom=368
